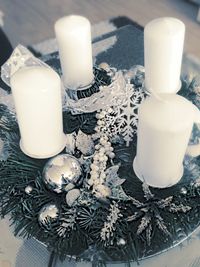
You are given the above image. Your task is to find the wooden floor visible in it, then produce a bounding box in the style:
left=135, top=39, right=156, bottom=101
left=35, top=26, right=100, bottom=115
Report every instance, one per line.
left=0, top=0, right=200, bottom=58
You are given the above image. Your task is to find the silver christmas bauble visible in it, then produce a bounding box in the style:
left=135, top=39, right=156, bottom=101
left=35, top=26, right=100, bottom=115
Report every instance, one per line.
left=25, top=185, right=33, bottom=194
left=117, top=238, right=126, bottom=246
left=125, top=65, right=145, bottom=87
left=43, top=154, right=82, bottom=193
left=38, top=204, right=59, bottom=227
left=180, top=187, right=187, bottom=195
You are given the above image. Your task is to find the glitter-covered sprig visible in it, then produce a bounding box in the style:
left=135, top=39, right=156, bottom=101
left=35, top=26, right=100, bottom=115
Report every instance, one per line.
left=100, top=201, right=123, bottom=246
left=127, top=183, right=191, bottom=246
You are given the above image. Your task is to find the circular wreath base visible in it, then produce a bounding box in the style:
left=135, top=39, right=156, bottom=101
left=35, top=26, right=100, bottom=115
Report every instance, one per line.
left=0, top=66, right=200, bottom=267
left=0, top=117, right=200, bottom=266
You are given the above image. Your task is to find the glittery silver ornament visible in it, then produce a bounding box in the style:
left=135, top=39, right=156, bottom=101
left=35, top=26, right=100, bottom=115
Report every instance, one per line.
left=180, top=187, right=187, bottom=195
left=38, top=204, right=59, bottom=228
left=25, top=185, right=33, bottom=194
left=43, top=154, right=82, bottom=193
left=125, top=65, right=145, bottom=87
left=117, top=238, right=126, bottom=246
left=66, top=188, right=81, bottom=207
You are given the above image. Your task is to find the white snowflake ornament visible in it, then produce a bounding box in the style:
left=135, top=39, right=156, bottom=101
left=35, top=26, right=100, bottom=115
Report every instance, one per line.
left=104, top=81, right=145, bottom=146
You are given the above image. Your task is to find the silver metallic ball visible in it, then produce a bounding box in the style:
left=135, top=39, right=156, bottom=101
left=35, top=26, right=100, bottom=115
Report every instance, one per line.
left=25, top=185, right=33, bottom=194
left=43, top=154, right=82, bottom=193
left=117, top=238, right=126, bottom=246
left=38, top=204, right=59, bottom=227
left=180, top=187, right=187, bottom=195
left=125, top=65, right=145, bottom=87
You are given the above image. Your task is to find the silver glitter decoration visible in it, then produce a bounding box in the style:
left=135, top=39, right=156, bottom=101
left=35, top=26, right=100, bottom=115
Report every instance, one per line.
left=137, top=215, right=151, bottom=235
left=117, top=238, right=126, bottom=246
left=180, top=187, right=187, bottom=195
left=38, top=204, right=59, bottom=227
left=155, top=214, right=171, bottom=237
left=66, top=188, right=81, bottom=207
left=103, top=79, right=145, bottom=146
left=25, top=185, right=33, bottom=194
left=127, top=182, right=191, bottom=244
left=43, top=154, right=82, bottom=193
left=125, top=65, right=145, bottom=87
left=101, top=202, right=123, bottom=245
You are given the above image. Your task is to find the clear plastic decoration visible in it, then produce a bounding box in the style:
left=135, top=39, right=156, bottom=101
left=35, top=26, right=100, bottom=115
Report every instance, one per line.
left=63, top=70, right=127, bottom=114
left=124, top=65, right=145, bottom=88
left=1, top=44, right=50, bottom=86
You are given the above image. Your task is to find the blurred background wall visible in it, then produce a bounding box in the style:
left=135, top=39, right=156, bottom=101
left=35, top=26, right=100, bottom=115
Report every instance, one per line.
left=0, top=0, right=199, bottom=57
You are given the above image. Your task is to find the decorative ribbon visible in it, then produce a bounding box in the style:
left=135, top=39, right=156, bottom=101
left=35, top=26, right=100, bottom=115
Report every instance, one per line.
left=63, top=70, right=128, bottom=114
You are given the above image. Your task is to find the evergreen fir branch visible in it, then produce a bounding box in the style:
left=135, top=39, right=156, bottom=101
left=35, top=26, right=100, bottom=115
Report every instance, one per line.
left=57, top=208, right=77, bottom=237
left=77, top=207, right=96, bottom=230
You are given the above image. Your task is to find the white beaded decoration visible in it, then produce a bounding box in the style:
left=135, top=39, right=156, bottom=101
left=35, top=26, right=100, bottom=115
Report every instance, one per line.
left=87, top=109, right=115, bottom=198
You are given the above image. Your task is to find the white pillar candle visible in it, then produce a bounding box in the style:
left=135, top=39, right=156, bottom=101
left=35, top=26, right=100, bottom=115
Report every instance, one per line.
left=144, top=17, right=185, bottom=94
left=133, top=94, right=200, bottom=188
left=10, top=66, right=65, bottom=159
left=55, top=15, right=94, bottom=89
